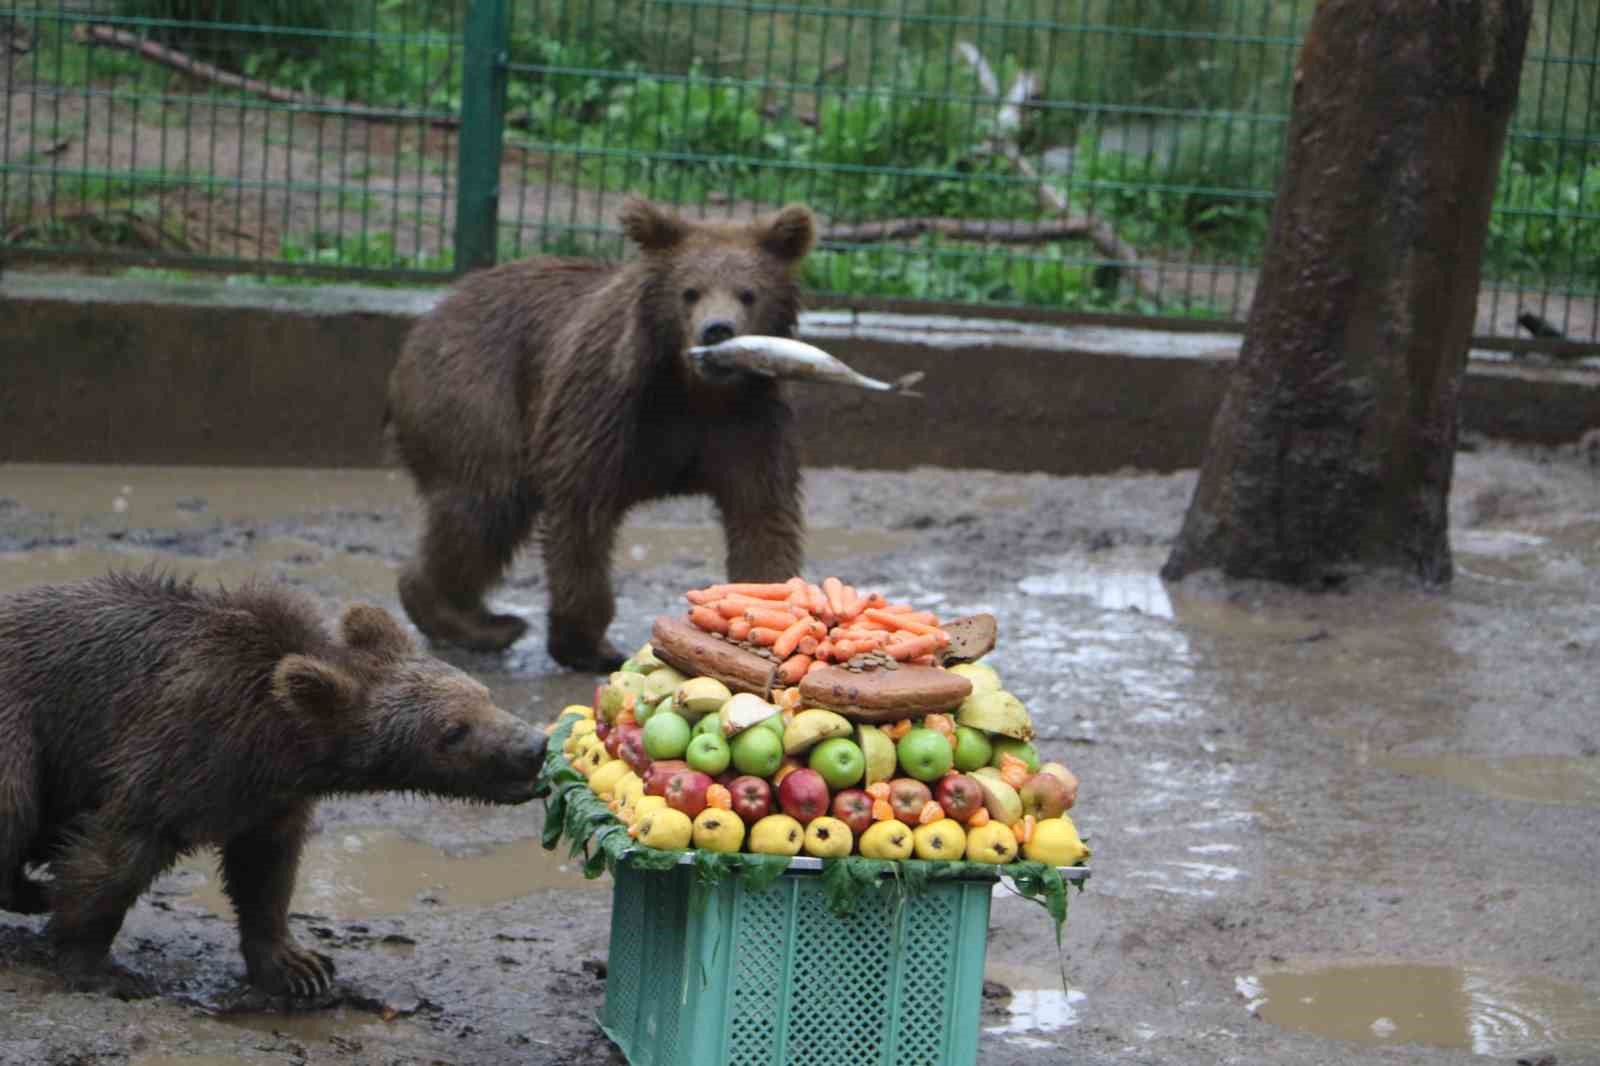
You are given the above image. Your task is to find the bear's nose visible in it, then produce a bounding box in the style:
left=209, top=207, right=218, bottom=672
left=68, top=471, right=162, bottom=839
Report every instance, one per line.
left=520, top=732, right=548, bottom=778
left=698, top=320, right=736, bottom=346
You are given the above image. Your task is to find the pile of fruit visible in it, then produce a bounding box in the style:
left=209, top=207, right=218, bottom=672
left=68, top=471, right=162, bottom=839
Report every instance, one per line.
left=553, top=582, right=1090, bottom=870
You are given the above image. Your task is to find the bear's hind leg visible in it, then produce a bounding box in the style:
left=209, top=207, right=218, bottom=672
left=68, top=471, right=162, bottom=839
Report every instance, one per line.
left=542, top=507, right=626, bottom=673
left=401, top=488, right=535, bottom=653
left=223, top=808, right=334, bottom=999
left=0, top=725, right=46, bottom=914
left=46, top=817, right=168, bottom=995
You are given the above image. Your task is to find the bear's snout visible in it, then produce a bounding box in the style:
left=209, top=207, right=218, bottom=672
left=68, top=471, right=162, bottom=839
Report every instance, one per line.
left=697, top=319, right=736, bottom=346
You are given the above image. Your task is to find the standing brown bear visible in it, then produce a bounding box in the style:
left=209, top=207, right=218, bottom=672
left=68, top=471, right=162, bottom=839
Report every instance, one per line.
left=0, top=570, right=546, bottom=996
left=386, top=197, right=816, bottom=672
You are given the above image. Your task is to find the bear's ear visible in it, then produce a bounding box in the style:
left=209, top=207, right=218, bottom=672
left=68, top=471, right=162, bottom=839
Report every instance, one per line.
left=753, top=204, right=816, bottom=263
left=338, top=604, right=416, bottom=658
left=273, top=654, right=361, bottom=716
left=619, top=197, right=690, bottom=252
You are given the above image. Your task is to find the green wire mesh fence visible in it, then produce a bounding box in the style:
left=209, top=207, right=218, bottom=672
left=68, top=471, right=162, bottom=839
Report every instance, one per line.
left=2, top=0, right=1597, bottom=342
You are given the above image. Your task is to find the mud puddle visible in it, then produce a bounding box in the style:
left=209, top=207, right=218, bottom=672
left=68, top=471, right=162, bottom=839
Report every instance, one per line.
left=173, top=826, right=595, bottom=922
left=1237, top=963, right=1600, bottom=1057
left=611, top=525, right=913, bottom=573
left=984, top=962, right=1087, bottom=1048
left=1375, top=754, right=1600, bottom=807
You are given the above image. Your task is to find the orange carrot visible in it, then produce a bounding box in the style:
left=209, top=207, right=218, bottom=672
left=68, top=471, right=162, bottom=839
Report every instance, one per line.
left=776, top=653, right=812, bottom=686
left=689, top=605, right=731, bottom=634
left=700, top=582, right=796, bottom=601
left=715, top=596, right=798, bottom=619
left=967, top=807, right=991, bottom=827
left=706, top=784, right=733, bottom=810
left=998, top=753, right=1031, bottom=790
left=865, top=608, right=942, bottom=636
left=803, top=581, right=827, bottom=617
left=685, top=588, right=720, bottom=605
left=797, top=635, right=818, bottom=657
left=748, top=626, right=783, bottom=647
left=1012, top=815, right=1036, bottom=845
left=865, top=782, right=892, bottom=801
left=871, top=799, right=896, bottom=822
left=727, top=618, right=752, bottom=642
left=884, top=632, right=946, bottom=661
left=805, top=658, right=830, bottom=675
left=924, top=713, right=956, bottom=736
left=772, top=616, right=813, bottom=659
left=918, top=800, right=944, bottom=825
left=833, top=639, right=859, bottom=660
left=747, top=606, right=803, bottom=632
left=883, top=718, right=913, bottom=741
left=774, top=686, right=803, bottom=712
left=838, top=584, right=862, bottom=621
left=912, top=654, right=938, bottom=667
left=814, top=639, right=835, bottom=662
left=822, top=576, right=848, bottom=618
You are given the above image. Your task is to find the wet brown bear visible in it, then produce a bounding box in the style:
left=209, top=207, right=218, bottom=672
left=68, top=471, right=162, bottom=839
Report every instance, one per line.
left=386, top=197, right=816, bottom=672
left=0, top=570, right=545, bottom=996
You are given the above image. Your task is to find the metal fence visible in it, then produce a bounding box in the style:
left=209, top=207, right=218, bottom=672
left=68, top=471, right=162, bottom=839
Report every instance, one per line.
left=2, top=0, right=1597, bottom=344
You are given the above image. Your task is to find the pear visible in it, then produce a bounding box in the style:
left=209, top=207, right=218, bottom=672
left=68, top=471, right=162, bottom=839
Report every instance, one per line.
left=858, top=820, right=914, bottom=860
left=676, top=676, right=733, bottom=715
left=1024, top=815, right=1090, bottom=866
left=747, top=814, right=804, bottom=856
left=642, top=666, right=689, bottom=705
left=720, top=692, right=779, bottom=737
left=965, top=822, right=1019, bottom=865
left=971, top=771, right=1023, bottom=824
left=955, top=689, right=1034, bottom=742
left=587, top=759, right=631, bottom=800
left=691, top=808, right=745, bottom=853
left=630, top=642, right=664, bottom=674
left=635, top=808, right=693, bottom=850
left=782, top=708, right=853, bottom=755
left=802, top=816, right=854, bottom=858
left=912, top=818, right=967, bottom=861
left=947, top=661, right=1002, bottom=695
left=856, top=724, right=898, bottom=787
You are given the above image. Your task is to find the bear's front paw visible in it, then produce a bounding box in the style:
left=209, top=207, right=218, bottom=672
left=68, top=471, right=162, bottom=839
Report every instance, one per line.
left=246, top=940, right=337, bottom=999
left=548, top=636, right=626, bottom=674
left=57, top=953, right=155, bottom=1000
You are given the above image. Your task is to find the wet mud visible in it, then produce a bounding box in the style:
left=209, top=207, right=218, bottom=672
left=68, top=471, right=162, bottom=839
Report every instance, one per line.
left=2, top=442, right=1598, bottom=1066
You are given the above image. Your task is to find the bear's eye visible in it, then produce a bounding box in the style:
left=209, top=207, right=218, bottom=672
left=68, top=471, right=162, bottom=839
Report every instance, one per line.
left=682, top=288, right=700, bottom=304
left=737, top=289, right=756, bottom=306
left=441, top=722, right=470, bottom=748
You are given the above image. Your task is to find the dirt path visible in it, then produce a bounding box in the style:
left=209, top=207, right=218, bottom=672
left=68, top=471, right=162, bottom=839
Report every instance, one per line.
left=1, top=441, right=1598, bottom=1065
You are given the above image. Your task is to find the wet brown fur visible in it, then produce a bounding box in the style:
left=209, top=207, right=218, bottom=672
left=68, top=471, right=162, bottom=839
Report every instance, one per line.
left=385, top=198, right=817, bottom=671
left=0, top=570, right=546, bottom=997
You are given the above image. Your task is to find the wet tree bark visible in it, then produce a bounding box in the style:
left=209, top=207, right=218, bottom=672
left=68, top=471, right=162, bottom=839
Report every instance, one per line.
left=1161, top=0, right=1532, bottom=587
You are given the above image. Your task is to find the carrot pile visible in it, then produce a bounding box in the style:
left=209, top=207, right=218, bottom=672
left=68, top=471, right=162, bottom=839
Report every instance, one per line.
left=683, top=576, right=952, bottom=684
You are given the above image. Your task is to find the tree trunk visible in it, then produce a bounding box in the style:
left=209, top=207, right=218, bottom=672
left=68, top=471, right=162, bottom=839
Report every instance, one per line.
left=1161, top=0, right=1532, bottom=587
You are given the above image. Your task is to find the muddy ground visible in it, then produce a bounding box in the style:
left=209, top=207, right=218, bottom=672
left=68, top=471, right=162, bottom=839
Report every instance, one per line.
left=1, top=442, right=1599, bottom=1066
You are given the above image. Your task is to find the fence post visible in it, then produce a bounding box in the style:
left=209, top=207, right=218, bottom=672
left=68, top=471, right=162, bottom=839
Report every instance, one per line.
left=454, top=0, right=509, bottom=275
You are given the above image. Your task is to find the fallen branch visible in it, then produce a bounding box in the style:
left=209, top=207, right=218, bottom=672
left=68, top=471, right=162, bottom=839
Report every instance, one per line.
left=955, top=40, right=1163, bottom=304
left=72, top=24, right=459, bottom=127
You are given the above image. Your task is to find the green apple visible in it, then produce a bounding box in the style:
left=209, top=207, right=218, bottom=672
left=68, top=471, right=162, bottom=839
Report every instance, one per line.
left=808, top=737, right=865, bottom=791
left=685, top=731, right=732, bottom=776
left=694, top=711, right=724, bottom=737
left=952, top=726, right=993, bottom=772
left=642, top=710, right=692, bottom=761
left=896, top=727, right=954, bottom=782
left=730, top=724, right=784, bottom=778
left=990, top=737, right=1040, bottom=774
left=756, top=711, right=787, bottom=737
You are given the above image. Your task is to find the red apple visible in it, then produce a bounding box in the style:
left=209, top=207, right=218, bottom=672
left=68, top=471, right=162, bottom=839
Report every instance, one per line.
left=664, top=770, right=714, bottom=818
left=831, top=788, right=875, bottom=837
left=618, top=727, right=652, bottom=776
left=603, top=722, right=628, bottom=759
left=934, top=773, right=984, bottom=824
left=777, top=768, right=831, bottom=824
left=714, top=767, right=740, bottom=787
left=728, top=774, right=773, bottom=826
left=593, top=719, right=611, bottom=744
left=644, top=759, right=690, bottom=797
left=887, top=777, right=933, bottom=826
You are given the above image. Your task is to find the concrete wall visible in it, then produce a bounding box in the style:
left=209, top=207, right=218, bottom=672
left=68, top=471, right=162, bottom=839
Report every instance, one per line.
left=3, top=272, right=1596, bottom=472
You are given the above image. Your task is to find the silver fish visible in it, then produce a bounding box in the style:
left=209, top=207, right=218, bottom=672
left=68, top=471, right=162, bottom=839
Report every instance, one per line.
left=687, top=335, right=925, bottom=397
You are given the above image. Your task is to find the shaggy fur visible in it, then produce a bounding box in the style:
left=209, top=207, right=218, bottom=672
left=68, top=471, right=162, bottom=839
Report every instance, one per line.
left=385, top=197, right=817, bottom=671
left=0, top=571, right=545, bottom=996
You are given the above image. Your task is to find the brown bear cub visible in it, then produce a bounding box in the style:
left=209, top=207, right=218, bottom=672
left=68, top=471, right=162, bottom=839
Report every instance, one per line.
left=0, top=571, right=546, bottom=996
left=386, top=197, right=817, bottom=672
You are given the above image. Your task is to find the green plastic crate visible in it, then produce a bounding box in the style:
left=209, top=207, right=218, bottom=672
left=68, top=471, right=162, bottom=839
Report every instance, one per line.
left=601, top=857, right=995, bottom=1066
